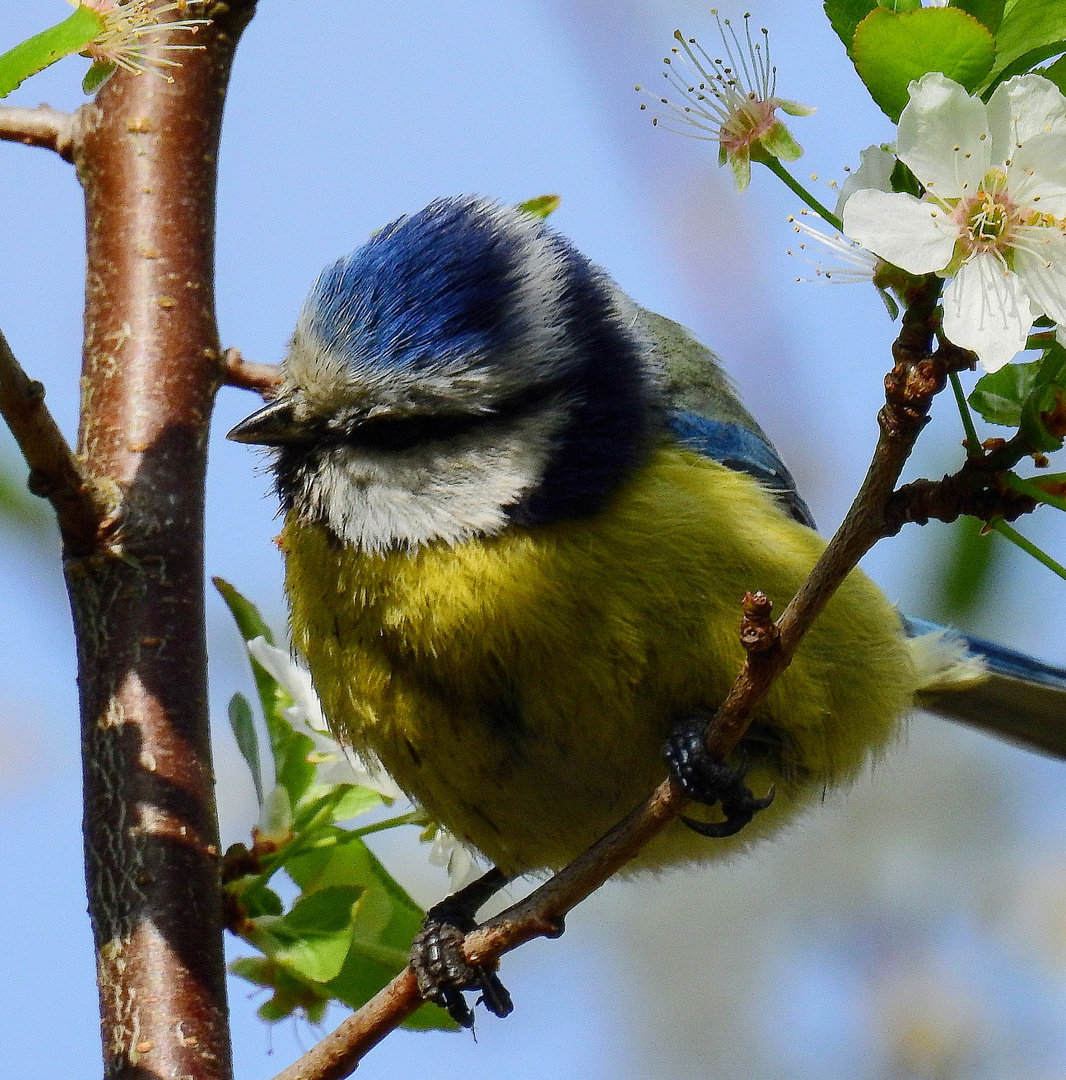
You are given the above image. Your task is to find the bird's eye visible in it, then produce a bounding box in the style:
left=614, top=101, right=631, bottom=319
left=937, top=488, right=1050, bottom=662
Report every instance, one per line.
left=345, top=411, right=487, bottom=452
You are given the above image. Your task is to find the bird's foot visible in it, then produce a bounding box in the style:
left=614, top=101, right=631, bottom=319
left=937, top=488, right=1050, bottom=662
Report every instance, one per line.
left=411, top=867, right=513, bottom=1028
left=664, top=715, right=775, bottom=838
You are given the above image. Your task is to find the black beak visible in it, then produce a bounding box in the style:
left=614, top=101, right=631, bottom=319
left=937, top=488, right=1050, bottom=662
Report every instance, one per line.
left=226, top=398, right=312, bottom=446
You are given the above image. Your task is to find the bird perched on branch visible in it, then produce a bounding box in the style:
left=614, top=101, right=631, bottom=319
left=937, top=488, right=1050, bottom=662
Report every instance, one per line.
left=229, top=195, right=1066, bottom=1026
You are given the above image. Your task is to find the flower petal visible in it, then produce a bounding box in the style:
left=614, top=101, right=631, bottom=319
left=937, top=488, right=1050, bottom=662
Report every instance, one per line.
left=942, top=255, right=1033, bottom=371
left=1005, top=131, right=1066, bottom=217
left=897, top=73, right=990, bottom=199
left=1013, top=227, right=1066, bottom=326
left=843, top=189, right=957, bottom=273
left=987, top=74, right=1066, bottom=162
left=246, top=636, right=329, bottom=732
left=835, top=143, right=897, bottom=218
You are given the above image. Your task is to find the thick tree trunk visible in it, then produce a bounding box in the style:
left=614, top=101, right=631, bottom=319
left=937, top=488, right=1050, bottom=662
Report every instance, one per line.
left=65, top=3, right=256, bottom=1076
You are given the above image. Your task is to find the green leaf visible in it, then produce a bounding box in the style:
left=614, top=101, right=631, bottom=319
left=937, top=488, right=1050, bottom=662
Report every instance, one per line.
left=290, top=783, right=383, bottom=833
left=329, top=784, right=385, bottom=822
left=985, top=0, right=1066, bottom=89
left=1039, top=53, right=1066, bottom=95
left=951, top=0, right=1004, bottom=34
left=214, top=578, right=317, bottom=807
left=269, top=886, right=365, bottom=982
left=0, top=6, right=103, bottom=97
left=283, top=832, right=425, bottom=973
left=230, top=956, right=330, bottom=1025
left=852, top=7, right=996, bottom=120
left=241, top=829, right=456, bottom=1030
left=518, top=194, right=561, bottom=219
left=213, top=576, right=276, bottom=646
left=1020, top=383, right=1066, bottom=451
left=1038, top=341, right=1066, bottom=385
left=969, top=359, right=1042, bottom=425
left=824, top=0, right=878, bottom=54
left=241, top=880, right=285, bottom=919
left=228, top=693, right=264, bottom=804
left=82, top=59, right=115, bottom=94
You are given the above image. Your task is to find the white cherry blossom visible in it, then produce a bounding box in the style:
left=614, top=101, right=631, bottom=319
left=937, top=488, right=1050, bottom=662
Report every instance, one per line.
left=246, top=636, right=402, bottom=799
left=843, top=73, right=1066, bottom=371
left=638, top=13, right=813, bottom=189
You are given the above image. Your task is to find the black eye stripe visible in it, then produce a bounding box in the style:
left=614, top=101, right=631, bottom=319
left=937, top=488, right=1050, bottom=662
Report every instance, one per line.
left=345, top=411, right=493, bottom=451
left=337, top=379, right=572, bottom=453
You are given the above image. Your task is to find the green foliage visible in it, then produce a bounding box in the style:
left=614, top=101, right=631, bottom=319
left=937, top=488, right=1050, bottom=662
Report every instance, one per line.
left=215, top=580, right=455, bottom=1031
left=970, top=344, right=1066, bottom=454
left=0, top=6, right=101, bottom=98
left=826, top=0, right=1061, bottom=119
left=951, top=0, right=1005, bottom=35
left=1040, top=52, right=1066, bottom=94
left=851, top=7, right=996, bottom=120
left=824, top=0, right=878, bottom=56
left=82, top=60, right=115, bottom=94
left=518, top=194, right=561, bottom=219
left=228, top=693, right=264, bottom=804
left=969, top=359, right=1044, bottom=427
left=984, top=0, right=1066, bottom=88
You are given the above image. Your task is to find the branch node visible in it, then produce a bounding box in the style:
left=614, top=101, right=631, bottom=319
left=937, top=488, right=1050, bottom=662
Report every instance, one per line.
left=739, top=591, right=778, bottom=654
left=221, top=346, right=282, bottom=397
left=0, top=104, right=77, bottom=160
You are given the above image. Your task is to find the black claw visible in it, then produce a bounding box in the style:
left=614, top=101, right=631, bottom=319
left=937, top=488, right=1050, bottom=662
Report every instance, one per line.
left=664, top=715, right=775, bottom=838
left=410, top=867, right=513, bottom=1027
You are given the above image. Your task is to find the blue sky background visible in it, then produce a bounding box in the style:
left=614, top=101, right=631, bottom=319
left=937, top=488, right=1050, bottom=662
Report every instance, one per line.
left=3, top=2, right=1066, bottom=1078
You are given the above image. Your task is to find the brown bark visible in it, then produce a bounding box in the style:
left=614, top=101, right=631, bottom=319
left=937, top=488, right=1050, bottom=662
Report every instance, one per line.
left=63, top=4, right=257, bottom=1077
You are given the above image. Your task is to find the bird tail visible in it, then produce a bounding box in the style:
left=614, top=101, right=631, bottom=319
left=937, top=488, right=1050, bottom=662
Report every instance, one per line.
left=904, top=616, right=1066, bottom=760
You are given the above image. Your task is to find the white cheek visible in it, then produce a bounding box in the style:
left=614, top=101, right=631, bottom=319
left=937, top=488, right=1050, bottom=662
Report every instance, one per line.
left=296, top=406, right=567, bottom=551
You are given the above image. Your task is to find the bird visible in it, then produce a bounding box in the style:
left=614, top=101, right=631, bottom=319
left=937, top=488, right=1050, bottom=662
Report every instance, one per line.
left=228, top=194, right=1066, bottom=1025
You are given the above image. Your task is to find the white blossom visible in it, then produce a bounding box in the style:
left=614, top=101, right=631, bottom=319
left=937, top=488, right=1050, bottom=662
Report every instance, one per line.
left=788, top=212, right=881, bottom=283
left=638, top=13, right=813, bottom=189
left=246, top=636, right=402, bottom=799
left=844, top=73, right=1066, bottom=371
left=427, top=827, right=483, bottom=891
left=835, top=143, right=897, bottom=218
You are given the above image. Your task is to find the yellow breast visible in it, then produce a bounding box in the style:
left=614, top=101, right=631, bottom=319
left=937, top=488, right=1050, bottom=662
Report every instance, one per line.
left=282, top=446, right=916, bottom=875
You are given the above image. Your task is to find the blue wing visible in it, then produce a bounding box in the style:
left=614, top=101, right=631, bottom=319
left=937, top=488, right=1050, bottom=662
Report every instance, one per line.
left=905, top=616, right=1066, bottom=759
left=641, top=310, right=1066, bottom=761
left=641, top=309, right=815, bottom=528
left=667, top=410, right=816, bottom=528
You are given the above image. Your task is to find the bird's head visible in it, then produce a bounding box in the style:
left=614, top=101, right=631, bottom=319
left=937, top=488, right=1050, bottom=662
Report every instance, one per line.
left=228, top=196, right=661, bottom=552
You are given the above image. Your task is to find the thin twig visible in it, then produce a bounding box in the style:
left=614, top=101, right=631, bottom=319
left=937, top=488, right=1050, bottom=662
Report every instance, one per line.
left=221, top=347, right=281, bottom=396
left=0, top=326, right=101, bottom=552
left=271, top=276, right=958, bottom=1080
left=0, top=104, right=76, bottom=160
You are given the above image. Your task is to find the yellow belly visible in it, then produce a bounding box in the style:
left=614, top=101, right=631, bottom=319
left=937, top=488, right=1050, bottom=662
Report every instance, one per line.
left=282, top=446, right=916, bottom=875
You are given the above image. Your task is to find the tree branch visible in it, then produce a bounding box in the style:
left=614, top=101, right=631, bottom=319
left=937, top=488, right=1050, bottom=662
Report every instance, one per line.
left=0, top=104, right=76, bottom=160
left=63, top=3, right=258, bottom=1078
left=0, top=326, right=102, bottom=552
left=885, top=428, right=1041, bottom=532
left=221, top=346, right=281, bottom=396
left=271, top=275, right=958, bottom=1080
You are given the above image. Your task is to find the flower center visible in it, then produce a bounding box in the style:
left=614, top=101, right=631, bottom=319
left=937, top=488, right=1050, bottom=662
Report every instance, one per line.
left=951, top=172, right=1023, bottom=258
left=719, top=95, right=779, bottom=153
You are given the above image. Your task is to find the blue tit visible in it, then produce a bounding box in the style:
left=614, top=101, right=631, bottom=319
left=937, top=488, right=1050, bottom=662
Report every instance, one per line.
left=228, top=194, right=1066, bottom=897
